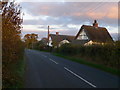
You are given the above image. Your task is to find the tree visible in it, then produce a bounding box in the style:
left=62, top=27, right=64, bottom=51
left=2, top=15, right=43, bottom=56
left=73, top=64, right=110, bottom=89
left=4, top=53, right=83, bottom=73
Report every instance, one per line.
left=1, top=0, right=24, bottom=88
left=24, top=33, right=38, bottom=49
left=2, top=1, right=23, bottom=63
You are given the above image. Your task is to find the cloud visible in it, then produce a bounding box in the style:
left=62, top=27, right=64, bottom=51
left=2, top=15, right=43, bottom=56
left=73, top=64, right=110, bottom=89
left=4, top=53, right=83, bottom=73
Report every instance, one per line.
left=86, top=5, right=118, bottom=19
left=86, top=12, right=105, bottom=19
left=107, top=6, right=118, bottom=19
left=21, top=2, right=118, bottom=25
left=20, top=2, right=118, bottom=40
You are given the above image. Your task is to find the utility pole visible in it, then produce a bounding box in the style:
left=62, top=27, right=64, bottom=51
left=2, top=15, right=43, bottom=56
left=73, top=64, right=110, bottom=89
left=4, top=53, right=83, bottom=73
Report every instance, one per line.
left=48, top=25, right=50, bottom=47
left=32, top=41, right=33, bottom=49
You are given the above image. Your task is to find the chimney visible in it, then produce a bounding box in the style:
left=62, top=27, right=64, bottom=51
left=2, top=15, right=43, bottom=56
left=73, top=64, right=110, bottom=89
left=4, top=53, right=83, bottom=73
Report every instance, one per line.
left=56, top=32, right=59, bottom=35
left=93, top=20, right=98, bottom=27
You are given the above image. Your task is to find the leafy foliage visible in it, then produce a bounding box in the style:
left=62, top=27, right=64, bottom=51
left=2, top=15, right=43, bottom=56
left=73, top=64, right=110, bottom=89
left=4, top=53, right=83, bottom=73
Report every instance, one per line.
left=24, top=33, right=38, bottom=49
left=1, top=1, right=24, bottom=88
left=57, top=42, right=120, bottom=70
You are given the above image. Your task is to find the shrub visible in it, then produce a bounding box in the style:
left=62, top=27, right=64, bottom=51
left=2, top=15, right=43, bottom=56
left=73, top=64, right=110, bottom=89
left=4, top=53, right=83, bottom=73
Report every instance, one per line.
left=57, top=42, right=120, bottom=69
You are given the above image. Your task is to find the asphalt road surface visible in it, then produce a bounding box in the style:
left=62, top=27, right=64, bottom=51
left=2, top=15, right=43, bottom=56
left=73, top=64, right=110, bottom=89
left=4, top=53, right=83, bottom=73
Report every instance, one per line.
left=25, top=49, right=119, bottom=88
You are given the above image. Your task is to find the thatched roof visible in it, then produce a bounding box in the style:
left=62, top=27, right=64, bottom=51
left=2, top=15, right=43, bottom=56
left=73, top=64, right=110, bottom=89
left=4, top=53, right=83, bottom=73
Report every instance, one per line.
left=75, top=25, right=113, bottom=43
left=50, top=34, right=75, bottom=44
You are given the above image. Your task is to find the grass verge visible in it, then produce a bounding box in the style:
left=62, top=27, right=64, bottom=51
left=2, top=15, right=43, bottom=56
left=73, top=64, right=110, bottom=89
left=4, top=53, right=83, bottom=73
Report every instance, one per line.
left=16, top=56, right=25, bottom=88
left=11, top=55, right=25, bottom=88
left=53, top=53, right=120, bottom=76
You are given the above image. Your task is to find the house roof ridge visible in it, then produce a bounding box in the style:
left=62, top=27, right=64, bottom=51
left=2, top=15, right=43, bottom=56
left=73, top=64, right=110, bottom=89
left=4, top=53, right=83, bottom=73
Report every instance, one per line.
left=82, top=25, right=106, bottom=29
left=50, top=34, right=75, bottom=37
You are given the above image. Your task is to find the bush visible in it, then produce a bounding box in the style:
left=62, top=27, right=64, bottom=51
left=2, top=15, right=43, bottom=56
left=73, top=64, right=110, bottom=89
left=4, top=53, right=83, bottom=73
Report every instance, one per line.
left=57, top=42, right=120, bottom=69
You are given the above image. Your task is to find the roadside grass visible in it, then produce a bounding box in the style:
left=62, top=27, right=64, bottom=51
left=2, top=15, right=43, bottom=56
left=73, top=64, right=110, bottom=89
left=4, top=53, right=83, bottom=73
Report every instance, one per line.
left=53, top=53, right=120, bottom=76
left=10, top=55, right=25, bottom=88
left=15, top=56, right=25, bottom=88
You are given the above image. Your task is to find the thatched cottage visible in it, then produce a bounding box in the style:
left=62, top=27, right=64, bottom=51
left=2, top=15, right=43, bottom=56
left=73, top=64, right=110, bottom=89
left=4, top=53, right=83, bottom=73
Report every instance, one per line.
left=49, top=20, right=113, bottom=47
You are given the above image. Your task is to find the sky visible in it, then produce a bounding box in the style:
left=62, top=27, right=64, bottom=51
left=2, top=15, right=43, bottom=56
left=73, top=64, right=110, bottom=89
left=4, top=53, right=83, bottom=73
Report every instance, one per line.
left=16, top=0, right=119, bottom=40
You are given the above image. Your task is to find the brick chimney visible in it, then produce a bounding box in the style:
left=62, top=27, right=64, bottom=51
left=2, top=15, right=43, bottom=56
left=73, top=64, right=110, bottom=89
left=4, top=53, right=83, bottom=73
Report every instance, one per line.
left=93, top=20, right=98, bottom=27
left=56, top=32, right=59, bottom=35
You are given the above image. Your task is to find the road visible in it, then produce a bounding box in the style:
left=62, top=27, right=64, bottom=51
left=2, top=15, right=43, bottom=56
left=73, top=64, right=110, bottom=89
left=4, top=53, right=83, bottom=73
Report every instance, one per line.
left=25, top=49, right=119, bottom=88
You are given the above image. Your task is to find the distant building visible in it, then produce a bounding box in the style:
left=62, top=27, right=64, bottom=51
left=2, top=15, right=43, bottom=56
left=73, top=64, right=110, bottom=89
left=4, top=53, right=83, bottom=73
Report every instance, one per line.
left=39, top=37, right=48, bottom=46
left=72, top=20, right=113, bottom=45
left=50, top=32, right=75, bottom=48
left=49, top=20, right=113, bottom=47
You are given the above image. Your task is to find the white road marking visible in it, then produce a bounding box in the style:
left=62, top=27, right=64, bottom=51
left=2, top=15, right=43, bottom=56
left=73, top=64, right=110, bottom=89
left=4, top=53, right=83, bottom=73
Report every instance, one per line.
left=64, top=67, right=96, bottom=88
left=49, top=58, right=58, bottom=64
